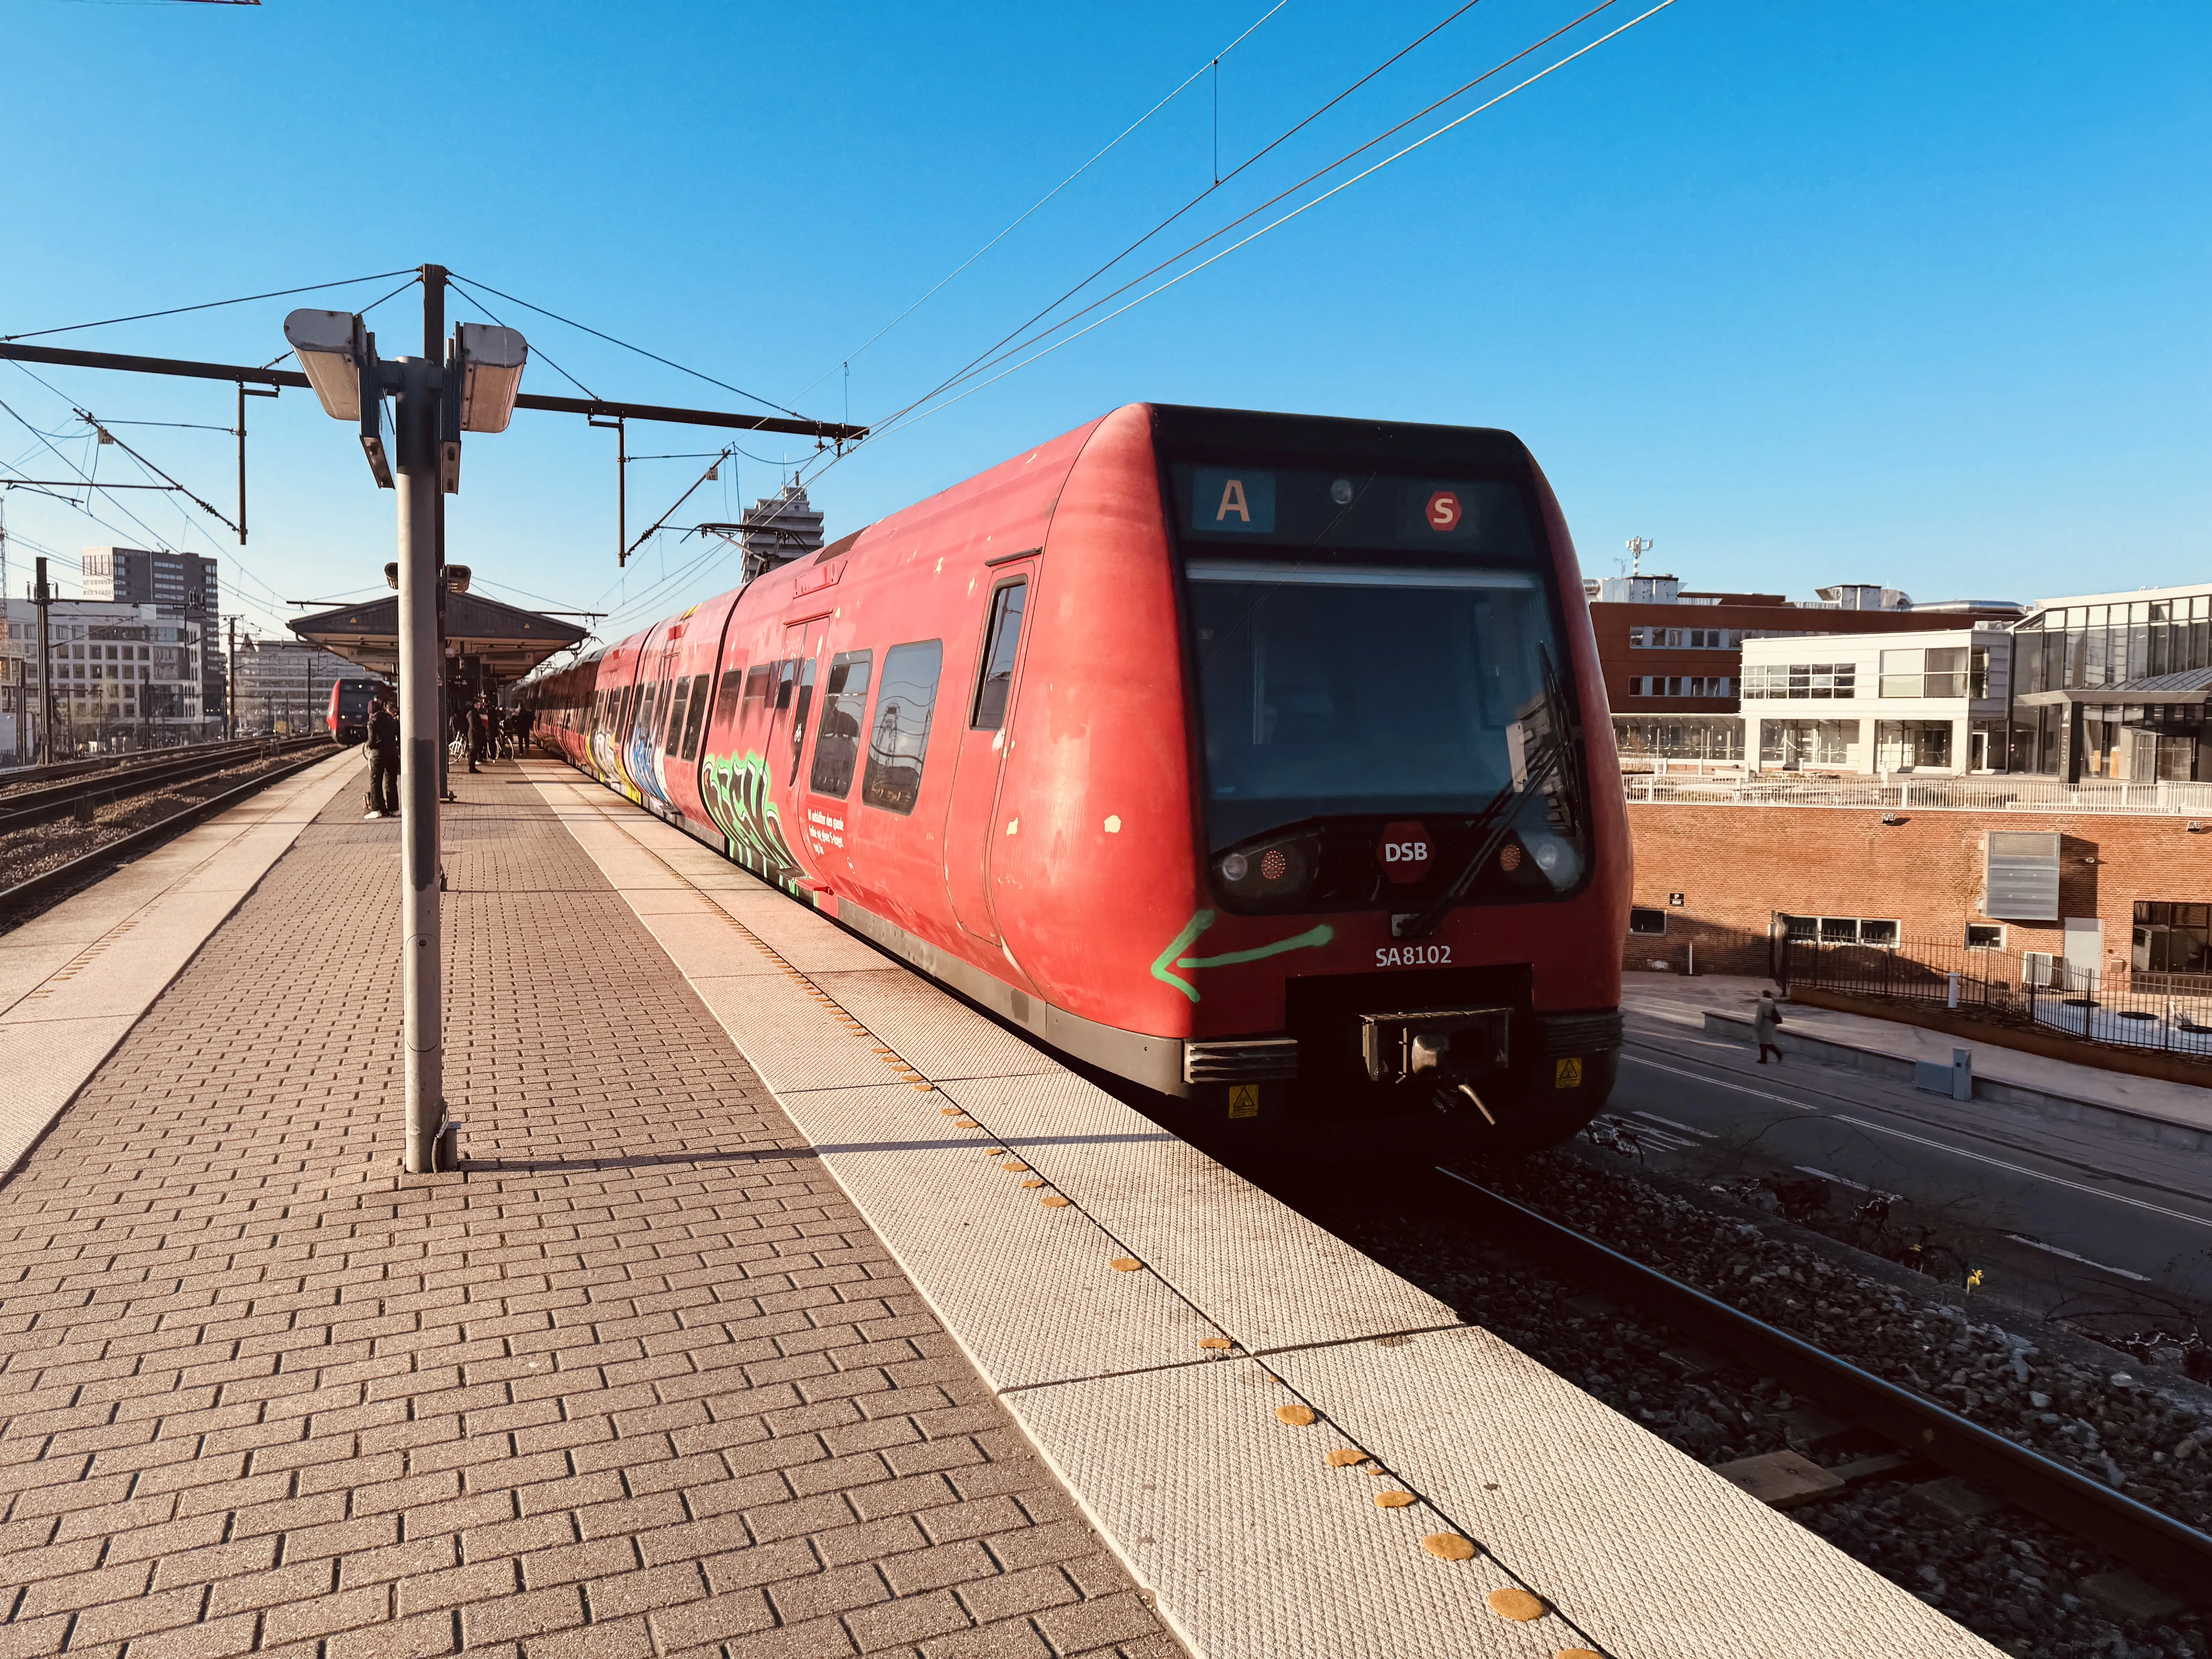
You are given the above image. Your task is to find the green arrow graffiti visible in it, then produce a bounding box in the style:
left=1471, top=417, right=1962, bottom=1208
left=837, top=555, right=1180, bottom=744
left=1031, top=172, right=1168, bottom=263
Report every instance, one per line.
left=1149, top=910, right=1334, bottom=1003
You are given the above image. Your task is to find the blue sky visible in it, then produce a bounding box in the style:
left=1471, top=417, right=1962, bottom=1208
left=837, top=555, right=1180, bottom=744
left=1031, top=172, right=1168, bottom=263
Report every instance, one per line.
left=2, top=0, right=2206, bottom=642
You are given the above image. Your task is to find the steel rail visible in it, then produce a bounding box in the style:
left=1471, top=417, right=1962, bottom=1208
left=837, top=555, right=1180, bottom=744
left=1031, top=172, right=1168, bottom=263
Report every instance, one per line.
left=0, top=747, right=335, bottom=920
left=1435, top=1166, right=2212, bottom=1592
left=0, top=733, right=317, bottom=791
left=0, top=736, right=330, bottom=835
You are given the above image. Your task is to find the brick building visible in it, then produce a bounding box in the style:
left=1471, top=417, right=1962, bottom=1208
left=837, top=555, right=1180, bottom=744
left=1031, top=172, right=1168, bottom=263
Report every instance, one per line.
left=1621, top=795, right=2212, bottom=986
left=1592, top=575, right=2022, bottom=763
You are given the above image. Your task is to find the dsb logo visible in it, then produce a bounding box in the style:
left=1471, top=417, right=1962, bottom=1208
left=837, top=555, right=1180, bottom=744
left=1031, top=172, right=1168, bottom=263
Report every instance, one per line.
left=1377, top=821, right=1432, bottom=884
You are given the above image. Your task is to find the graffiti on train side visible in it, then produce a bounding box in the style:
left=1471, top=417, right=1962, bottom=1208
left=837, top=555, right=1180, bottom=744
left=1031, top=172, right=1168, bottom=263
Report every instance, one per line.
left=703, top=749, right=804, bottom=888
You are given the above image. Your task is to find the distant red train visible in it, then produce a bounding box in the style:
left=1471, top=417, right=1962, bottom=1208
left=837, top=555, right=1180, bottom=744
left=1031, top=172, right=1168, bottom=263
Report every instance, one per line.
left=528, top=404, right=1628, bottom=1148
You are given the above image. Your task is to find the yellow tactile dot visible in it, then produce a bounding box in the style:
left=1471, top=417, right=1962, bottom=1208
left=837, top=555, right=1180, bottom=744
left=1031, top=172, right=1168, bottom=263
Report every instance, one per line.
left=911, top=1084, right=934, bottom=1092
left=1325, top=1448, right=1367, bottom=1468
left=940, top=1107, right=963, bottom=1116
left=984, top=1149, right=1006, bottom=1157
left=1373, top=1491, right=1415, bottom=1509
left=1020, top=1178, right=1046, bottom=1189
left=1553, top=1650, right=1602, bottom=1659
left=953, top=1118, right=979, bottom=1128
left=1274, top=1404, right=1316, bottom=1427
left=1109, top=1258, right=1142, bottom=1272
left=1001, top=1161, right=1029, bottom=1172
left=1486, top=1589, right=1546, bottom=1622
left=1041, top=1195, right=1071, bottom=1208
left=1197, top=1337, right=1234, bottom=1351
left=1421, top=1534, right=1477, bottom=1561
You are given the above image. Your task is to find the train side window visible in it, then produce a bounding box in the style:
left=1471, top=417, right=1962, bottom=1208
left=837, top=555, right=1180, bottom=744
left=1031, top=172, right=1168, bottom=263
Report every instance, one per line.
left=808, top=651, right=874, bottom=797
left=742, top=663, right=775, bottom=733
left=663, top=676, right=692, bottom=756
left=971, top=580, right=1027, bottom=730
left=711, top=668, right=745, bottom=741
left=678, top=675, right=712, bottom=760
left=787, top=659, right=819, bottom=785
left=861, top=641, right=945, bottom=815
left=774, top=660, right=798, bottom=710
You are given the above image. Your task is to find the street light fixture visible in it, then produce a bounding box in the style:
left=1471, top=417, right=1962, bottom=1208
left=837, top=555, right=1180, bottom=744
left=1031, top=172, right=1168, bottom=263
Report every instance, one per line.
left=283, top=307, right=392, bottom=487
left=455, top=324, right=527, bottom=433
left=283, top=301, right=527, bottom=1177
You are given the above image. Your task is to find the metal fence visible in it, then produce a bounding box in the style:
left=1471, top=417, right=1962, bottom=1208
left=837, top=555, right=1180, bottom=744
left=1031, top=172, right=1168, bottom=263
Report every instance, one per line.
left=1622, top=771, right=2212, bottom=817
left=1779, top=936, right=2212, bottom=1058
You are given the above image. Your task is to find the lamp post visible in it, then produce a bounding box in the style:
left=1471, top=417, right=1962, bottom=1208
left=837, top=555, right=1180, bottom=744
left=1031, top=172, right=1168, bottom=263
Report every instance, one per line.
left=283, top=303, right=527, bottom=1176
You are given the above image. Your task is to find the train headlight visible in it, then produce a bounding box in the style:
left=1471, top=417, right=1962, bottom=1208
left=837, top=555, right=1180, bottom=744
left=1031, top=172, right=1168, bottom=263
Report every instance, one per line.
left=1521, top=830, right=1583, bottom=892
left=1213, top=833, right=1319, bottom=908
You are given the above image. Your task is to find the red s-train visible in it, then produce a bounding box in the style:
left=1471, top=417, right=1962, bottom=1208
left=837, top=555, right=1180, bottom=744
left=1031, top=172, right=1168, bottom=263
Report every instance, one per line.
left=528, top=404, right=1628, bottom=1147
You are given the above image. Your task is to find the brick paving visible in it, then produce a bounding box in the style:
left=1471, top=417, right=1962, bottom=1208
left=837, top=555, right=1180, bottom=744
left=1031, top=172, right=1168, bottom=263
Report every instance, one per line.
left=0, top=771, right=1183, bottom=1659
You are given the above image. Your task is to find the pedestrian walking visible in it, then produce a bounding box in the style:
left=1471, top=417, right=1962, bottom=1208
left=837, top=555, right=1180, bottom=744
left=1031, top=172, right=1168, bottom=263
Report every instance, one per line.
left=1754, top=989, right=1785, bottom=1064
left=363, top=687, right=400, bottom=820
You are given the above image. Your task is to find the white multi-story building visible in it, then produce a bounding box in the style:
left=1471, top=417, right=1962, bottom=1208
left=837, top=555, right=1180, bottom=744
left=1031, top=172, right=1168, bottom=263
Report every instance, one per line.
left=1738, top=624, right=2015, bottom=773
left=231, top=638, right=357, bottom=736
left=0, top=596, right=218, bottom=762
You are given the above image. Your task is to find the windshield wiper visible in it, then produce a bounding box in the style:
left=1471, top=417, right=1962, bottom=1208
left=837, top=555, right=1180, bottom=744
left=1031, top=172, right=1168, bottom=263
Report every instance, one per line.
left=1398, top=648, right=1580, bottom=939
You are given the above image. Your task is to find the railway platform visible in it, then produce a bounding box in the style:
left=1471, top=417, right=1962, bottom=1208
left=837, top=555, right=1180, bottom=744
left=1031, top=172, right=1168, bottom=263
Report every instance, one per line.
left=0, top=748, right=2002, bottom=1659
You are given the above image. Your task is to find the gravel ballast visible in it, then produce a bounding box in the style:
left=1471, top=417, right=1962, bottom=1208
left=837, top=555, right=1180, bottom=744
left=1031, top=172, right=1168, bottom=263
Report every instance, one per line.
left=1330, top=1148, right=2212, bottom=1659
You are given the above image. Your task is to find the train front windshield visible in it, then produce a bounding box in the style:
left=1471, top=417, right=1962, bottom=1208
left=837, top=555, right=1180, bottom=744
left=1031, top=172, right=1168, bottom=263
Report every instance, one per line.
left=1174, top=461, right=1585, bottom=881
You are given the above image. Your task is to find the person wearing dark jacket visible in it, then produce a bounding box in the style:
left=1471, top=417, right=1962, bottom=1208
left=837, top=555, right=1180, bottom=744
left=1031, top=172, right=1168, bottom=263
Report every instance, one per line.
left=364, top=689, right=400, bottom=820
left=467, top=698, right=493, bottom=773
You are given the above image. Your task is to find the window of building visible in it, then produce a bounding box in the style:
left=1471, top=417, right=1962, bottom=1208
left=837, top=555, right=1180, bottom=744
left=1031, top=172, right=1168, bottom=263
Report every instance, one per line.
left=1874, top=720, right=1953, bottom=769
left=1784, top=914, right=1898, bottom=946
left=808, top=651, right=874, bottom=798
left=972, top=580, right=1026, bottom=730
left=1741, top=663, right=1855, bottom=699
left=1628, top=625, right=1741, bottom=650
left=1878, top=646, right=1978, bottom=698
left=1628, top=906, right=1667, bottom=935
left=1630, top=675, right=1732, bottom=698
left=1758, top=719, right=1854, bottom=766
left=2133, top=902, right=2211, bottom=975
left=861, top=641, right=945, bottom=815
left=1966, top=924, right=2005, bottom=948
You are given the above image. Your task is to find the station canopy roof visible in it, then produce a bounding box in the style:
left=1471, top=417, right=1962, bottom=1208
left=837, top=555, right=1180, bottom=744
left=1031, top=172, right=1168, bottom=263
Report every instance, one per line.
left=289, top=589, right=587, bottom=685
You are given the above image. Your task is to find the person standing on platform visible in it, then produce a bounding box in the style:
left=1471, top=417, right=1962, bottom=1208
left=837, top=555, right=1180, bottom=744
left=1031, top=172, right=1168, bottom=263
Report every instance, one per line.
left=364, top=687, right=400, bottom=820
left=1754, top=989, right=1785, bottom=1063
left=467, top=697, right=492, bottom=773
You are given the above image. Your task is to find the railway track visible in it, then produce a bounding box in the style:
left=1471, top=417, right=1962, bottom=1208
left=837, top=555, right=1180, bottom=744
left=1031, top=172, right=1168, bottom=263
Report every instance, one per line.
left=1436, top=1166, right=2212, bottom=1590
left=0, top=742, right=339, bottom=922
left=0, top=734, right=332, bottom=835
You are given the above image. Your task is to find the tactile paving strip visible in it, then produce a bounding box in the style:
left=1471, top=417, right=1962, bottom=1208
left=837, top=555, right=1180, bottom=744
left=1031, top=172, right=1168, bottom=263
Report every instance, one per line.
left=538, top=770, right=2005, bottom=1659
left=1268, top=1328, right=1997, bottom=1659
left=809, top=968, right=1063, bottom=1082
left=788, top=1081, right=1231, bottom=1388
left=942, top=1071, right=1457, bottom=1352
left=1008, top=1356, right=1560, bottom=1659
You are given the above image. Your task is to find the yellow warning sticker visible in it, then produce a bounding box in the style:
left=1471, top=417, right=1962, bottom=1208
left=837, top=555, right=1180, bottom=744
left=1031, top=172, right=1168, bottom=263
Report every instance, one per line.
left=1554, top=1057, right=1584, bottom=1089
left=1227, top=1084, right=1261, bottom=1118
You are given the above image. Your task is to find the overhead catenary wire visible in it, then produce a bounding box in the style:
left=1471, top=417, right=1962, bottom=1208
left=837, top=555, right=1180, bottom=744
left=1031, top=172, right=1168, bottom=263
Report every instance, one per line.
left=874, top=0, right=1640, bottom=448
left=792, top=0, right=1293, bottom=403
left=448, top=273, right=803, bottom=419
left=795, top=0, right=1671, bottom=496
left=2, top=358, right=298, bottom=623
left=2, top=267, right=419, bottom=343
left=443, top=276, right=601, bottom=402
left=879, top=0, right=1495, bottom=435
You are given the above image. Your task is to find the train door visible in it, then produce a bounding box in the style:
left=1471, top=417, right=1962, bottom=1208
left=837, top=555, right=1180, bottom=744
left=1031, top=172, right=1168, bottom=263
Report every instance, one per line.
left=941, top=566, right=1033, bottom=943
left=770, top=614, right=828, bottom=805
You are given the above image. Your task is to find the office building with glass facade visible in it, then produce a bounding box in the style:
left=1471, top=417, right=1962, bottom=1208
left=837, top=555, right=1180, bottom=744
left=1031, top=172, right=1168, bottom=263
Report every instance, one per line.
left=2009, top=583, right=2212, bottom=782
